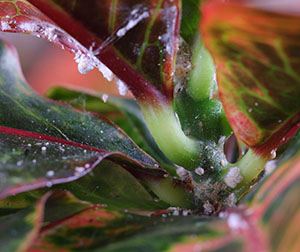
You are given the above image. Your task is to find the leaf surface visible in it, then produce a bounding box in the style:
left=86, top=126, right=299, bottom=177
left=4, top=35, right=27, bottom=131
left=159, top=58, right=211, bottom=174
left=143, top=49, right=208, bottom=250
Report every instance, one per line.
left=0, top=191, right=91, bottom=252
left=0, top=39, right=194, bottom=210
left=28, top=204, right=269, bottom=252
left=19, top=140, right=300, bottom=252
left=0, top=127, right=171, bottom=210
left=0, top=126, right=108, bottom=199
left=54, top=158, right=170, bottom=210
left=46, top=86, right=176, bottom=174
left=0, top=39, right=158, bottom=168
left=0, top=0, right=182, bottom=105
left=181, top=0, right=202, bottom=45
left=0, top=194, right=45, bottom=252
left=244, top=130, right=300, bottom=252
left=202, top=1, right=300, bottom=156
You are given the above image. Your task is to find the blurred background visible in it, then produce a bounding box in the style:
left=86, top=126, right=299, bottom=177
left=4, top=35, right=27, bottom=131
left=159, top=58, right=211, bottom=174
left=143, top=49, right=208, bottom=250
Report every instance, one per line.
left=0, top=32, right=124, bottom=96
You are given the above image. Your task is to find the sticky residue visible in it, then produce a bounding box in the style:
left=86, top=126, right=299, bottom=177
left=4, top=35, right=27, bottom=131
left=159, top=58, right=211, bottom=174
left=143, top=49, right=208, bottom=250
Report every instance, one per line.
left=116, top=10, right=149, bottom=37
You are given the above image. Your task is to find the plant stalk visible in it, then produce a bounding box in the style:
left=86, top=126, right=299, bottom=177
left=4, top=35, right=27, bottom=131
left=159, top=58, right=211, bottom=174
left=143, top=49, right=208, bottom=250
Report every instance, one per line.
left=141, top=103, right=201, bottom=169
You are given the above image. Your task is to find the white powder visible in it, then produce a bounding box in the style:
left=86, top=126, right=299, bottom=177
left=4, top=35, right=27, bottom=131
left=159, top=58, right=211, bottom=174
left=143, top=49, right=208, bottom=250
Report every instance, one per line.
left=227, top=213, right=248, bottom=230
left=224, top=167, right=243, bottom=188
left=116, top=79, right=128, bottom=96
left=195, top=167, right=204, bottom=176
left=101, top=94, right=109, bottom=103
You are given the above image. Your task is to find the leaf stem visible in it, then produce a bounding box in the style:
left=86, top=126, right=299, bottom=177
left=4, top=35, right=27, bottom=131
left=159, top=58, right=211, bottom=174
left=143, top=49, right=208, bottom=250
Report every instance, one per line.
left=144, top=176, right=193, bottom=208
left=141, top=103, right=201, bottom=169
left=223, top=149, right=268, bottom=191
left=238, top=149, right=268, bottom=183
left=188, top=36, right=215, bottom=101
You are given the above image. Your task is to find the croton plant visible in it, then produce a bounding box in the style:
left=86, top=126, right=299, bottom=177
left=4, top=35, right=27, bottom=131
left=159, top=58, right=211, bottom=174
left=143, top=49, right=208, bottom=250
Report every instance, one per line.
left=0, top=0, right=299, bottom=251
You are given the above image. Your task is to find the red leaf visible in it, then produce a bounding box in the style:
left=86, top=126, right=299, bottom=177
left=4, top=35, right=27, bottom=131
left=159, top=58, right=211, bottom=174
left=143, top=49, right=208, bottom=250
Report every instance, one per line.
left=201, top=0, right=300, bottom=156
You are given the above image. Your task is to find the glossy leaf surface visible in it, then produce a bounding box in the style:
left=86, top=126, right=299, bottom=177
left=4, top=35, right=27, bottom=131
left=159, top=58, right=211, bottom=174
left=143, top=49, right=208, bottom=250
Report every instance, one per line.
left=0, top=39, right=157, bottom=168
left=46, top=86, right=176, bottom=174
left=0, top=126, right=108, bottom=199
left=202, top=1, right=300, bottom=156
left=0, top=127, right=173, bottom=211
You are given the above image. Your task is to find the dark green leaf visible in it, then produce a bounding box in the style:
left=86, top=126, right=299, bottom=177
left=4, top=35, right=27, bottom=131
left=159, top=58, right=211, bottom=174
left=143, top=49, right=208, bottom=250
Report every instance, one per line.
left=0, top=39, right=194, bottom=209
left=54, top=159, right=170, bottom=210
left=0, top=127, right=111, bottom=199
left=181, top=0, right=202, bottom=45
left=0, top=125, right=179, bottom=209
left=46, top=86, right=176, bottom=174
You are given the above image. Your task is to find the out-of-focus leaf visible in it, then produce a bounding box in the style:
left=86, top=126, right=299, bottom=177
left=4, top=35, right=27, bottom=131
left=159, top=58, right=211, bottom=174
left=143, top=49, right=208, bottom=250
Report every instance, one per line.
left=1, top=0, right=181, bottom=105
left=0, top=195, right=44, bottom=252
left=0, top=39, right=158, bottom=168
left=29, top=207, right=219, bottom=252
left=243, top=130, right=300, bottom=252
left=46, top=86, right=176, bottom=174
left=28, top=204, right=270, bottom=252
left=2, top=187, right=271, bottom=252
left=42, top=191, right=92, bottom=225
left=0, top=191, right=42, bottom=217
left=202, top=1, right=300, bottom=156
left=0, top=191, right=91, bottom=252
left=29, top=206, right=153, bottom=251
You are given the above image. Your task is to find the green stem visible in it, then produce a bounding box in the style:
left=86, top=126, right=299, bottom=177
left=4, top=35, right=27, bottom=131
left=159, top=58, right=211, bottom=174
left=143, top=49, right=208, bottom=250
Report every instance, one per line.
left=238, top=149, right=268, bottom=183
left=188, top=36, right=216, bottom=101
left=223, top=149, right=268, bottom=190
left=141, top=103, right=200, bottom=169
left=144, top=176, right=193, bottom=208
